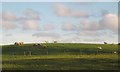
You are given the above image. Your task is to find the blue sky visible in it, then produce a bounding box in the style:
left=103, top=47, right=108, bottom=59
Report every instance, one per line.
left=1, top=0, right=119, bottom=2
left=0, top=2, right=118, bottom=45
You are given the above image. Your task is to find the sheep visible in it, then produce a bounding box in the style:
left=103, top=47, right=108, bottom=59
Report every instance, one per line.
left=54, top=41, right=57, bottom=43
left=104, top=42, right=107, bottom=44
left=38, top=45, right=47, bottom=48
left=38, top=43, right=42, bottom=46
left=14, top=42, right=24, bottom=46
left=45, top=41, right=48, bottom=43
left=33, top=44, right=38, bottom=46
left=21, top=42, right=24, bottom=45
left=33, top=43, right=42, bottom=46
left=19, top=42, right=24, bottom=45
left=14, top=42, right=20, bottom=46
left=113, top=51, right=119, bottom=54
left=33, top=43, right=47, bottom=48
left=96, top=47, right=102, bottom=55
left=113, top=51, right=117, bottom=54
left=97, top=47, right=102, bottom=50
left=43, top=45, right=47, bottom=48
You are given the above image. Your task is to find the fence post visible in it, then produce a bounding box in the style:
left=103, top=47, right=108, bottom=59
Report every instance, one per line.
left=29, top=51, right=32, bottom=56
left=96, top=49, right=98, bottom=55
left=24, top=51, right=26, bottom=56
left=46, top=51, right=48, bottom=55
left=64, top=50, right=65, bottom=53
left=13, top=52, right=15, bottom=56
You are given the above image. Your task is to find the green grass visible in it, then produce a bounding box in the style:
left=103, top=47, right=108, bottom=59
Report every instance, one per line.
left=2, top=43, right=119, bottom=70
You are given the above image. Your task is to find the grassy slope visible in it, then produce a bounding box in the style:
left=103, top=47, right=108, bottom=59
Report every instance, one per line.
left=2, top=43, right=119, bottom=70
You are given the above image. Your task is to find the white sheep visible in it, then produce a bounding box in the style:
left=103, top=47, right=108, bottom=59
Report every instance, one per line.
left=113, top=51, right=117, bottom=54
left=98, top=47, right=102, bottom=50
left=43, top=45, right=47, bottom=48
left=54, top=41, right=57, bottom=43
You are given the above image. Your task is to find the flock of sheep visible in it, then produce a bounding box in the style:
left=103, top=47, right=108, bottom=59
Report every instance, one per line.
left=14, top=42, right=47, bottom=48
left=14, top=42, right=119, bottom=54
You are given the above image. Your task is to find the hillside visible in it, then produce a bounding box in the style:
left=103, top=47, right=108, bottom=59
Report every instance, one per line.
left=2, top=43, right=119, bottom=70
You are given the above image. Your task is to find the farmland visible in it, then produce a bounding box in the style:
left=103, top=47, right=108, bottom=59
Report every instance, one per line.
left=2, top=43, right=119, bottom=70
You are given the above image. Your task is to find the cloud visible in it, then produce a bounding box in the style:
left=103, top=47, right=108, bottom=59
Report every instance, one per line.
left=1, top=11, right=18, bottom=31
left=55, top=3, right=90, bottom=17
left=101, top=9, right=109, bottom=16
left=21, top=20, right=40, bottom=30
left=19, top=9, right=41, bottom=31
left=80, top=19, right=100, bottom=31
left=44, top=23, right=55, bottom=30
left=32, top=32, right=60, bottom=38
left=62, top=22, right=77, bottom=31
left=83, top=38, right=103, bottom=42
left=5, top=34, right=12, bottom=36
left=2, top=20, right=17, bottom=30
left=71, top=11, right=90, bottom=18
left=99, top=13, right=118, bottom=31
left=22, top=9, right=40, bottom=20
left=2, top=9, right=41, bottom=31
left=0, top=13, right=2, bottom=19
left=75, top=0, right=119, bottom=2
left=77, top=2, right=93, bottom=5
left=55, top=3, right=71, bottom=16
left=72, top=13, right=118, bottom=38
left=78, top=31, right=102, bottom=36
left=2, top=11, right=16, bottom=21
left=80, top=13, right=118, bottom=32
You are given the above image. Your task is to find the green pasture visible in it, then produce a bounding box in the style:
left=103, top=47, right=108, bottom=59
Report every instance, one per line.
left=2, top=43, right=119, bottom=70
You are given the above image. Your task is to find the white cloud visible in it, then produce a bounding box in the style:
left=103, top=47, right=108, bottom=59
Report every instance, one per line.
left=1, top=11, right=17, bottom=31
left=22, top=20, right=40, bottom=30
left=73, top=13, right=118, bottom=38
left=22, top=9, right=40, bottom=20
left=5, top=34, right=12, bottom=36
left=55, top=3, right=90, bottom=17
left=62, top=22, right=76, bottom=31
left=80, top=19, right=100, bottom=31
left=55, top=3, right=71, bottom=16
left=1, top=10, right=41, bottom=31
left=2, top=11, right=16, bottom=21
left=2, top=20, right=17, bottom=30
left=101, top=9, right=109, bottom=16
left=78, top=31, right=102, bottom=36
left=79, top=13, right=118, bottom=32
left=71, top=11, right=90, bottom=18
left=18, top=9, right=41, bottom=31
left=75, top=0, right=119, bottom=2
left=0, top=13, right=2, bottom=19
left=44, top=23, right=55, bottom=30
left=32, top=32, right=60, bottom=39
left=99, top=13, right=118, bottom=31
left=77, top=2, right=93, bottom=5
left=83, top=38, right=102, bottom=42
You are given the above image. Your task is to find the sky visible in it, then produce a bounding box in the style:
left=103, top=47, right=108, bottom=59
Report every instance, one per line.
left=1, top=0, right=120, bottom=2
left=0, top=1, right=119, bottom=45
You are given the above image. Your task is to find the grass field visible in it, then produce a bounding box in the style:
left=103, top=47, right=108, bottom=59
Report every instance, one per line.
left=2, top=43, right=119, bottom=70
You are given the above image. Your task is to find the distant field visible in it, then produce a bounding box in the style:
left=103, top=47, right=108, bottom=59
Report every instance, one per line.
left=2, top=43, right=119, bottom=70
